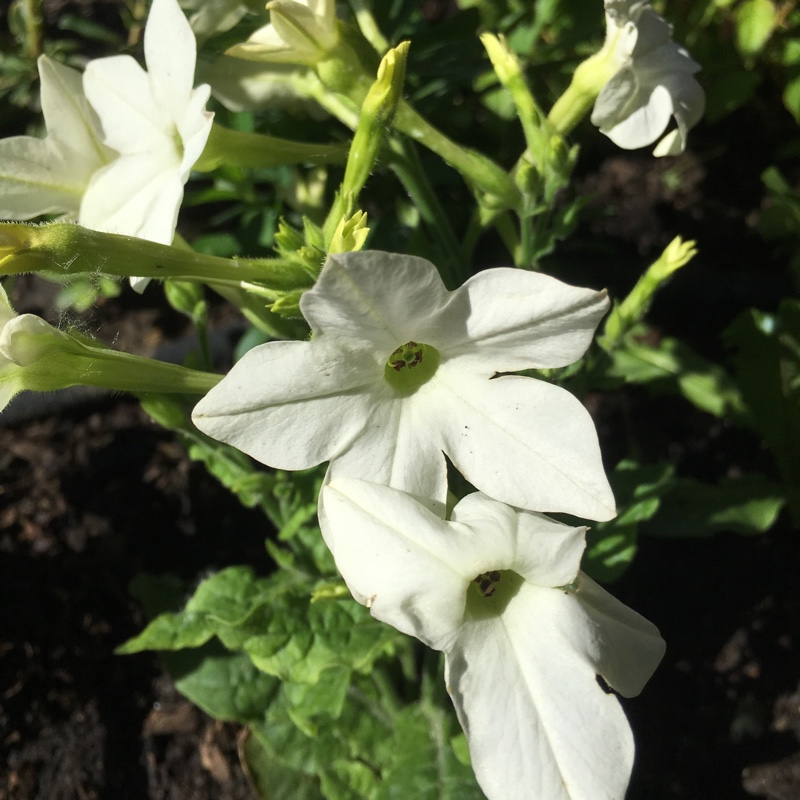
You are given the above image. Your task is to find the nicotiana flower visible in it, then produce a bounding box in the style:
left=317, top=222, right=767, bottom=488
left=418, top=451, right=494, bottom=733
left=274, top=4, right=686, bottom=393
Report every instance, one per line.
left=321, top=478, right=666, bottom=800
left=0, top=55, right=114, bottom=221
left=193, top=251, right=616, bottom=521
left=591, top=0, right=705, bottom=156
left=0, top=0, right=213, bottom=292
left=82, top=0, right=214, bottom=283
left=227, top=0, right=337, bottom=64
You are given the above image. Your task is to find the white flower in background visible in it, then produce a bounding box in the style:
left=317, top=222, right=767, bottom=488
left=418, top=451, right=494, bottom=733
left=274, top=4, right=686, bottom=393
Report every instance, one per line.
left=179, top=0, right=254, bottom=41
left=227, top=0, right=337, bottom=64
left=591, top=0, right=705, bottom=156
left=193, top=251, right=616, bottom=521
left=321, top=478, right=666, bottom=800
left=0, top=0, right=213, bottom=293
left=82, top=0, right=214, bottom=289
left=0, top=55, right=114, bottom=221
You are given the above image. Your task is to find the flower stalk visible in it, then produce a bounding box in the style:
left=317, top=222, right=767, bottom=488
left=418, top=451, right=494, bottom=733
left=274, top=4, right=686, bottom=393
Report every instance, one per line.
left=195, top=124, right=349, bottom=172
left=0, top=223, right=316, bottom=292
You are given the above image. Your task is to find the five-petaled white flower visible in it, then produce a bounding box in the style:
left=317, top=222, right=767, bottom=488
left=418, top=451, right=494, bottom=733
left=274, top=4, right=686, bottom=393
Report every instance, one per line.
left=321, top=478, right=666, bottom=800
left=82, top=0, right=214, bottom=289
left=227, top=0, right=337, bottom=64
left=192, top=251, right=615, bottom=521
left=591, top=0, right=705, bottom=156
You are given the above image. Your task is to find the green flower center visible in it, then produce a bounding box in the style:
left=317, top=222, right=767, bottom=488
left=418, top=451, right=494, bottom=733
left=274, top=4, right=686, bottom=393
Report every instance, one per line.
left=383, top=340, right=440, bottom=393
left=466, top=570, right=524, bottom=619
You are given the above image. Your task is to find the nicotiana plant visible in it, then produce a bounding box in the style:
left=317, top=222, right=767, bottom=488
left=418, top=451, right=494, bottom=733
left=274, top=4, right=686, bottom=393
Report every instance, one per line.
left=4, top=0, right=794, bottom=797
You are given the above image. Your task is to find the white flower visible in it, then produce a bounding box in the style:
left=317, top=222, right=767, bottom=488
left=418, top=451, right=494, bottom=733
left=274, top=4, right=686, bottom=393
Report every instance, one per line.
left=192, top=251, right=616, bottom=520
left=321, top=478, right=666, bottom=800
left=228, top=0, right=337, bottom=64
left=82, top=0, right=214, bottom=285
left=591, top=0, right=705, bottom=156
left=0, top=55, right=113, bottom=221
left=0, top=0, right=213, bottom=292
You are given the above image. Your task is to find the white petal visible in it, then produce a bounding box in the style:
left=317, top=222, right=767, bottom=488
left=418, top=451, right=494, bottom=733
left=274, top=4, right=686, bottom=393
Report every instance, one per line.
left=447, top=268, right=609, bottom=373
left=320, top=478, right=469, bottom=651
left=191, top=338, right=384, bottom=470
left=591, top=68, right=638, bottom=130
left=247, top=22, right=291, bottom=49
left=450, top=493, right=586, bottom=587
left=325, top=389, right=449, bottom=514
left=446, top=583, right=637, bottom=800
left=269, top=0, right=334, bottom=57
left=0, top=313, right=64, bottom=366
left=300, top=252, right=459, bottom=354
left=630, top=6, right=674, bottom=55
left=80, top=154, right=183, bottom=243
left=177, top=84, right=214, bottom=177
left=144, top=0, right=198, bottom=114
left=431, top=367, right=616, bottom=520
left=84, top=55, right=167, bottom=154
left=561, top=572, right=666, bottom=698
left=602, top=83, right=674, bottom=150
left=0, top=137, right=81, bottom=218
left=0, top=285, right=15, bottom=327
left=38, top=55, right=109, bottom=172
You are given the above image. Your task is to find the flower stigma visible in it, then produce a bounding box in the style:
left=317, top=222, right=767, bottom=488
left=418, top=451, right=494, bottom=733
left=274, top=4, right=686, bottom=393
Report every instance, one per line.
left=383, top=340, right=440, bottom=393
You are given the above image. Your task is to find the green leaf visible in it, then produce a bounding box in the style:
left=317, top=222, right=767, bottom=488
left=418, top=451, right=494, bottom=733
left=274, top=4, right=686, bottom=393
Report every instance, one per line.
left=735, top=0, right=777, bottom=57
left=726, top=300, right=800, bottom=518
left=167, top=643, right=281, bottom=724
left=241, top=727, right=324, bottom=800
left=375, top=707, right=485, bottom=800
left=119, top=566, right=401, bottom=687
left=582, top=460, right=674, bottom=582
left=643, top=473, right=786, bottom=537
left=605, top=328, right=747, bottom=419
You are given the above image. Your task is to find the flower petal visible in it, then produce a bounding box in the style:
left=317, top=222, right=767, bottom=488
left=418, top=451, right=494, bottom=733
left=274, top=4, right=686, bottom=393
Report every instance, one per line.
left=83, top=55, right=166, bottom=154
left=191, top=338, right=384, bottom=470
left=446, top=583, right=637, bottom=800
left=325, top=388, right=449, bottom=514
left=562, top=572, right=666, bottom=698
left=0, top=136, right=81, bottom=218
left=450, top=493, right=586, bottom=587
left=80, top=154, right=183, bottom=243
left=300, top=252, right=461, bottom=354
left=320, top=478, right=469, bottom=651
left=177, top=84, right=214, bottom=177
left=447, top=268, right=609, bottom=373
left=630, top=6, right=674, bottom=55
left=38, top=55, right=109, bottom=173
left=432, top=367, right=616, bottom=520
left=600, top=82, right=674, bottom=150
left=144, top=0, right=198, bottom=114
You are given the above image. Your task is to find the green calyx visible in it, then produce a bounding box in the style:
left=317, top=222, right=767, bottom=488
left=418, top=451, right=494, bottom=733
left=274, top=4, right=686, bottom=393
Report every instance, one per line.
left=383, top=340, right=440, bottom=393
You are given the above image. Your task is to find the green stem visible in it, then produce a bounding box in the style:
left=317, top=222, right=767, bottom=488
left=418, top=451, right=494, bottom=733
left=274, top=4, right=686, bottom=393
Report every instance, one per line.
left=34, top=346, right=221, bottom=396
left=387, top=139, right=465, bottom=287
left=195, top=124, right=348, bottom=172
left=493, top=212, right=521, bottom=265
left=0, top=223, right=313, bottom=291
left=348, top=0, right=389, bottom=53
left=23, top=0, right=42, bottom=59
left=547, top=51, right=618, bottom=136
left=393, top=100, right=519, bottom=209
